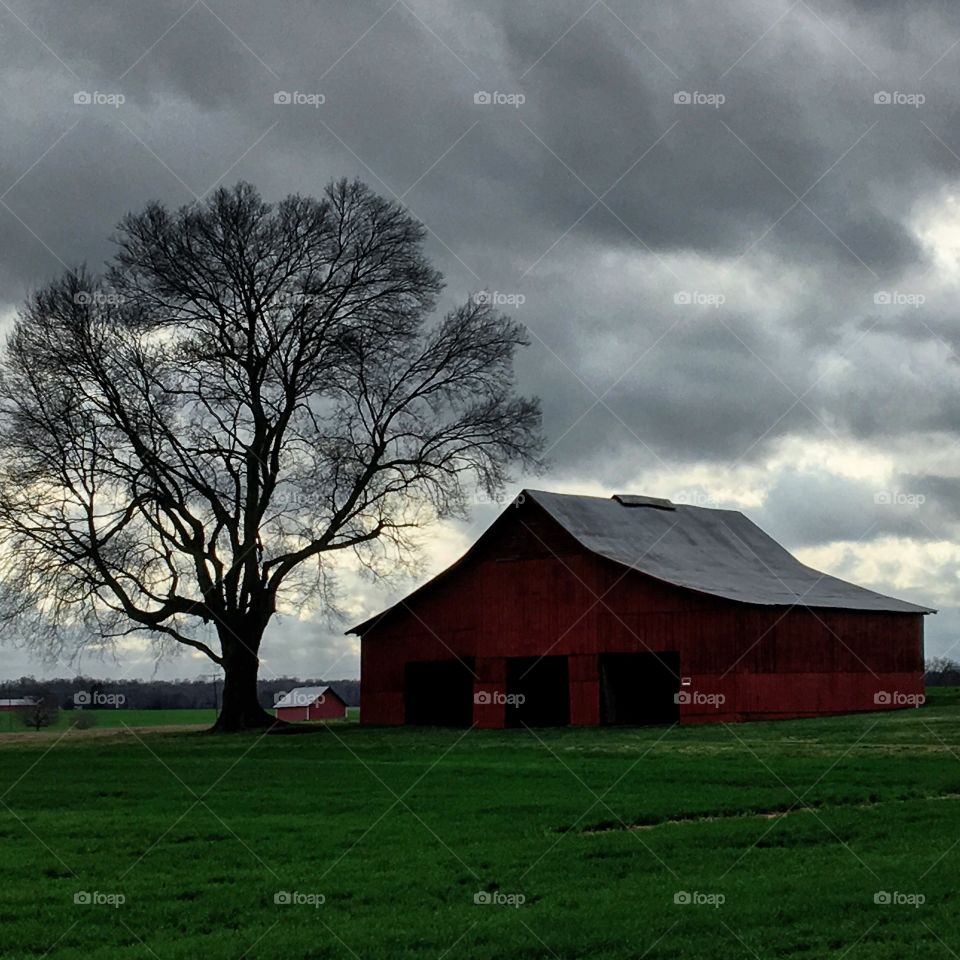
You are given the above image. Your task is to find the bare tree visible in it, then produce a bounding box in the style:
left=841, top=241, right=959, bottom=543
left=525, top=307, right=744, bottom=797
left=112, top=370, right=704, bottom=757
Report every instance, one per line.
left=0, top=180, right=542, bottom=731
left=18, top=695, right=58, bottom=732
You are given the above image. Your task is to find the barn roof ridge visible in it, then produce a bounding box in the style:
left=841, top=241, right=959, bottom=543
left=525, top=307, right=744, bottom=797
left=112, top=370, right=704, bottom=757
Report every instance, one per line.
left=523, top=488, right=745, bottom=512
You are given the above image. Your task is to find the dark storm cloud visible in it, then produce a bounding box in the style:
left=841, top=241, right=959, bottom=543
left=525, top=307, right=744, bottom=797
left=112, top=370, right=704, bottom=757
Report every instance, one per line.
left=526, top=305, right=818, bottom=466
left=1, top=0, right=955, bottom=284
left=488, top=0, right=954, bottom=272
left=6, top=0, right=949, bottom=456
left=754, top=469, right=944, bottom=547
left=0, top=0, right=955, bottom=450
left=901, top=474, right=960, bottom=523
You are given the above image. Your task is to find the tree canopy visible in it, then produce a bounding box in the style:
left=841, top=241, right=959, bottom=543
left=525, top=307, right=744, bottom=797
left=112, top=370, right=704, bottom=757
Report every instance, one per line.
left=0, top=179, right=543, bottom=729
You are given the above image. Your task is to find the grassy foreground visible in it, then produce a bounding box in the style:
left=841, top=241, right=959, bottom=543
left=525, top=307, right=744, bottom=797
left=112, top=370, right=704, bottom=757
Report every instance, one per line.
left=1, top=693, right=959, bottom=959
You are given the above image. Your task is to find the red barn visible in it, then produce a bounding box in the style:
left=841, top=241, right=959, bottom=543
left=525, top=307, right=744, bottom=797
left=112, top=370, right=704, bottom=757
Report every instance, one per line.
left=351, top=490, right=932, bottom=727
left=273, top=686, right=348, bottom=722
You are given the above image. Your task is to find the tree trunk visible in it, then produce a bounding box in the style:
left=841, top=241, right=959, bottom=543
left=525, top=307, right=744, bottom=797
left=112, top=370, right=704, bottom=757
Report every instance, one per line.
left=210, top=631, right=278, bottom=733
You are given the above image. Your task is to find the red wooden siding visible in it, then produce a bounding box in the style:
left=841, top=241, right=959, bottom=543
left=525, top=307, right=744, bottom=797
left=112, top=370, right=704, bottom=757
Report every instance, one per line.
left=359, top=499, right=926, bottom=727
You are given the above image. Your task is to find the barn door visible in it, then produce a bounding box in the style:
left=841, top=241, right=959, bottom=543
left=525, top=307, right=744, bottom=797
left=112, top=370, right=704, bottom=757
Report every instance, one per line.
left=404, top=658, right=475, bottom=726
left=600, top=652, right=680, bottom=725
left=504, top=656, right=570, bottom=727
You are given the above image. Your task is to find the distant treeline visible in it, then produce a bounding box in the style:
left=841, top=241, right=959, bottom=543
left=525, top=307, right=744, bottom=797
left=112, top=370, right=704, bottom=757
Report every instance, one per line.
left=0, top=676, right=360, bottom=709
left=926, top=658, right=960, bottom=686
left=5, top=660, right=957, bottom=711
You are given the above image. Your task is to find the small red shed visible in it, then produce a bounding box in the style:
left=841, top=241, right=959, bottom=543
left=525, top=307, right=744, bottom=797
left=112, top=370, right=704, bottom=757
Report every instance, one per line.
left=351, top=490, right=933, bottom=728
left=273, top=686, right=348, bottom=722
left=0, top=698, right=37, bottom=712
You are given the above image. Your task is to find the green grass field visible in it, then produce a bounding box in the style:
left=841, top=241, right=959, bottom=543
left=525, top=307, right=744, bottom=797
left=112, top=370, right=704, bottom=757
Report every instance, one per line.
left=0, top=708, right=219, bottom=733
left=1, top=693, right=959, bottom=958
left=0, top=707, right=361, bottom=733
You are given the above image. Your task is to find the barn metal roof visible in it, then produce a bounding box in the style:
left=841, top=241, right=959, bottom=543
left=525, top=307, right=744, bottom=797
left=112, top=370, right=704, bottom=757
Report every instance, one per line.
left=273, top=686, right=331, bottom=708
left=525, top=489, right=933, bottom=614
left=347, top=489, right=933, bottom=633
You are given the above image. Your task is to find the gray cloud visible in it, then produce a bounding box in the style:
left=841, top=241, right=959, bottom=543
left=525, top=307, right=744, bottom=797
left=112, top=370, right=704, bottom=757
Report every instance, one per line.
left=754, top=469, right=942, bottom=547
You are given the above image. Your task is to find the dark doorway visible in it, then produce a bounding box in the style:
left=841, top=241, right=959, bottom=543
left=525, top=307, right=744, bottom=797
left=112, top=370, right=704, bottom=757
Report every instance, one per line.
left=404, top=658, right=475, bottom=726
left=505, top=656, right=570, bottom=727
left=600, top=652, right=680, bottom=725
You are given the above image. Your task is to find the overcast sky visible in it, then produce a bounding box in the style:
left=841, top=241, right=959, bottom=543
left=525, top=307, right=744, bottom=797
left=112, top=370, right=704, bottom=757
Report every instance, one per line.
left=1, top=0, right=959, bottom=682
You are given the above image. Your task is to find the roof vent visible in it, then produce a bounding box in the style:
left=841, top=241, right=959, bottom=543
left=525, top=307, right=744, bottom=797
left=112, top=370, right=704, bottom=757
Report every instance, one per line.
left=612, top=494, right=676, bottom=510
